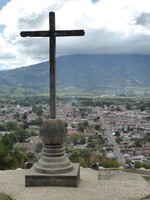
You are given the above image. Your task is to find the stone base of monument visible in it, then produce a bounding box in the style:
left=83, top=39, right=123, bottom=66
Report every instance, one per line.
left=25, top=119, right=80, bottom=187
left=25, top=163, right=80, bottom=187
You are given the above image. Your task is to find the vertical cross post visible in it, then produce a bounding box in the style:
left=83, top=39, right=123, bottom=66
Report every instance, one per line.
left=50, top=12, right=56, bottom=119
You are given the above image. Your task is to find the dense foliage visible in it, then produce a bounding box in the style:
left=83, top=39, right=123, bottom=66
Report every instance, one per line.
left=0, top=95, right=150, bottom=111
left=0, top=133, right=29, bottom=170
left=76, top=96, right=150, bottom=111
left=135, top=162, right=150, bottom=169
left=0, top=121, right=36, bottom=170
left=68, top=149, right=120, bottom=168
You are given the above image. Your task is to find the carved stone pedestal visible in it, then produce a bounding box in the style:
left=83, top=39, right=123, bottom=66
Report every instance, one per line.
left=25, top=119, right=80, bottom=187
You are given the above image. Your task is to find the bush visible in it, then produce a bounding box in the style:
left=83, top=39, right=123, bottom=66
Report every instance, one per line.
left=0, top=193, right=14, bottom=200
left=69, top=151, right=80, bottom=163
left=69, top=149, right=120, bottom=168
left=135, top=162, right=150, bottom=169
left=0, top=133, right=29, bottom=170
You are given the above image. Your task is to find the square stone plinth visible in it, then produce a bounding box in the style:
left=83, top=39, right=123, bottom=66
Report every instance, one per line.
left=25, top=163, right=80, bottom=187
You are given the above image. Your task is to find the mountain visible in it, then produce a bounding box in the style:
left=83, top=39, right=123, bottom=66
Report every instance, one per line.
left=0, top=54, right=150, bottom=96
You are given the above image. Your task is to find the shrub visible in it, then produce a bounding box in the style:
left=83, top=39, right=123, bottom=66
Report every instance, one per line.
left=0, top=193, right=14, bottom=200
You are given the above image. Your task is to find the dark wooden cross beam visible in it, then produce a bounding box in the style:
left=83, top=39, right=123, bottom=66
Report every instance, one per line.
left=20, top=12, right=85, bottom=119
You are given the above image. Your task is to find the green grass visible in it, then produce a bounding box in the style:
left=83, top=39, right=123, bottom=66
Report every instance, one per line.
left=0, top=193, right=14, bottom=200
left=142, top=176, right=150, bottom=182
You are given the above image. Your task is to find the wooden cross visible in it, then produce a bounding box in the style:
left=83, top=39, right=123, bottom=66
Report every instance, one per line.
left=20, top=12, right=85, bottom=119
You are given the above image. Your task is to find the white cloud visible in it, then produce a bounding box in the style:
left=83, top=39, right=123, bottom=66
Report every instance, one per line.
left=0, top=0, right=150, bottom=69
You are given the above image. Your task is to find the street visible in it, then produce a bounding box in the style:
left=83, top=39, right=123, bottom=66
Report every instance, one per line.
left=100, top=114, right=125, bottom=166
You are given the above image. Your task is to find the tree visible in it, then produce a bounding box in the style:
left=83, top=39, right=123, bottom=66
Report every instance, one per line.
left=69, top=151, right=80, bottom=163
left=116, top=106, right=121, bottom=111
left=95, top=124, right=100, bottom=130
left=0, top=144, right=8, bottom=170
left=115, top=131, right=120, bottom=137
left=79, top=108, right=86, bottom=118
left=88, top=139, right=102, bottom=149
left=80, top=136, right=86, bottom=144
left=79, top=157, right=87, bottom=167
left=15, top=127, right=28, bottom=143
left=23, top=121, right=29, bottom=129
left=83, top=121, right=89, bottom=128
left=0, top=124, right=6, bottom=131
left=79, top=149, right=92, bottom=166
left=100, top=157, right=120, bottom=168
left=14, top=112, right=20, bottom=121
left=2, top=133, right=17, bottom=149
left=13, top=147, right=23, bottom=163
left=77, top=121, right=89, bottom=133
left=115, top=136, right=123, bottom=144
left=140, top=105, right=145, bottom=111
left=5, top=121, right=19, bottom=131
left=68, top=148, right=121, bottom=168
left=29, top=117, right=43, bottom=126
left=22, top=112, right=28, bottom=121
left=21, top=154, right=29, bottom=164
left=77, top=123, right=85, bottom=133
left=126, top=104, right=132, bottom=110
left=0, top=135, right=27, bottom=169
left=70, top=134, right=80, bottom=145
left=32, top=105, right=43, bottom=116
left=133, top=139, right=143, bottom=147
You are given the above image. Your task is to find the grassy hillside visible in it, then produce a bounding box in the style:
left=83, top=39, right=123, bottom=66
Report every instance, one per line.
left=0, top=54, right=149, bottom=96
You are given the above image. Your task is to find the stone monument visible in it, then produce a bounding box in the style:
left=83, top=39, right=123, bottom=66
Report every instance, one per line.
left=20, top=12, right=85, bottom=187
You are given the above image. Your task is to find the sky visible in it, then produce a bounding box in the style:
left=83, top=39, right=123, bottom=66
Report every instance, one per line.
left=0, top=0, right=150, bottom=70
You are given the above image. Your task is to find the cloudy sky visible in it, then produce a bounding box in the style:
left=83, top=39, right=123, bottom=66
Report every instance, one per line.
left=0, top=0, right=150, bottom=70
